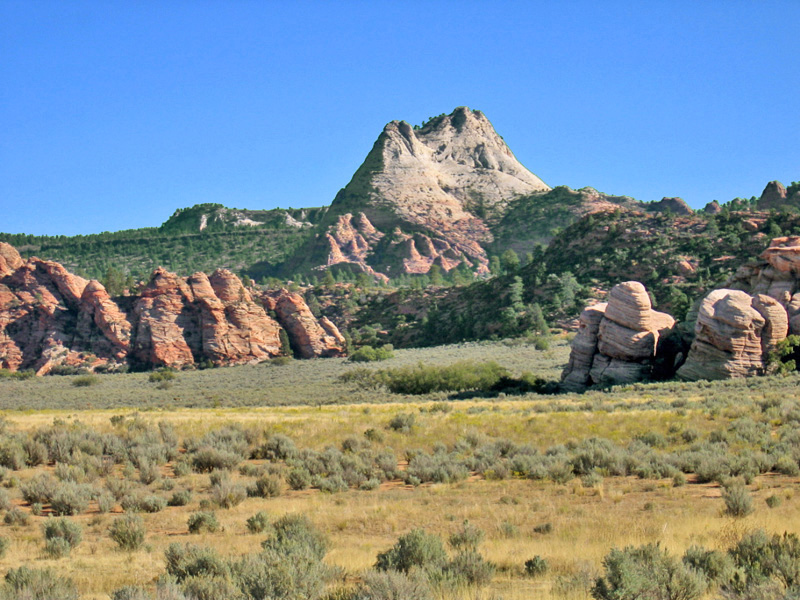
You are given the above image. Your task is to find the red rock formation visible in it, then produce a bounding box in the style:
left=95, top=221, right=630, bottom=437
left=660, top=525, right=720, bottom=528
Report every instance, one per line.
left=0, top=244, right=348, bottom=373
left=265, top=289, right=346, bottom=358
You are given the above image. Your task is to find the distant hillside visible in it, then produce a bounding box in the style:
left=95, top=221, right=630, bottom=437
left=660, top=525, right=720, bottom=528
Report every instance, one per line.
left=0, top=205, right=327, bottom=282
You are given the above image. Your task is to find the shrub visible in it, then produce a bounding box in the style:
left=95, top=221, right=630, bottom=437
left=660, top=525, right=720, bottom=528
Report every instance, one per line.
left=681, top=545, right=734, bottom=584
left=445, top=550, right=495, bottom=586
left=0, top=536, right=9, bottom=559
left=375, top=529, right=448, bottom=574
left=352, top=569, right=433, bottom=600
left=210, top=480, right=247, bottom=509
left=525, top=555, right=549, bottom=577
left=246, top=511, right=272, bottom=534
left=247, top=475, right=282, bottom=498
left=722, top=483, right=754, bottom=518
left=149, top=369, right=176, bottom=383
left=375, top=360, right=510, bottom=395
left=173, top=460, right=192, bottom=477
left=1, top=566, right=79, bottom=600
left=349, top=344, right=394, bottom=363
left=72, top=375, right=100, bottom=387
left=592, top=543, right=706, bottom=600
left=109, top=514, right=146, bottom=551
left=533, top=522, right=553, bottom=535
left=49, top=481, right=92, bottom=516
left=261, top=514, right=329, bottom=560
left=766, top=494, right=783, bottom=509
left=258, top=434, right=298, bottom=461
left=164, top=543, right=229, bottom=581
left=168, top=489, right=193, bottom=507
left=4, top=507, right=29, bottom=526
left=43, top=537, right=72, bottom=559
left=728, top=529, right=800, bottom=591
left=191, top=447, right=241, bottom=473
left=448, top=520, right=485, bottom=552
left=388, top=413, right=416, bottom=433
left=21, top=473, right=58, bottom=505
left=187, top=511, right=220, bottom=534
left=287, top=468, right=312, bottom=490
left=42, top=517, right=82, bottom=549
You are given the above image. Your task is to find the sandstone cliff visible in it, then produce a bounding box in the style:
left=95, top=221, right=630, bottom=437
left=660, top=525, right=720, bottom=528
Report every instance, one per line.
left=0, top=246, right=345, bottom=374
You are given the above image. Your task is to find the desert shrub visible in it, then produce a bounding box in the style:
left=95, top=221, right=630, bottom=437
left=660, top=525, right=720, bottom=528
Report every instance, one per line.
left=448, top=520, right=485, bottom=552
left=349, top=344, right=394, bottom=363
left=97, top=491, right=115, bottom=513
left=190, top=447, right=241, bottom=473
left=168, top=489, right=193, bottom=507
left=287, top=467, right=312, bottom=490
left=149, top=369, right=176, bottom=383
left=42, top=517, right=82, bottom=549
left=373, top=360, right=510, bottom=395
left=525, top=555, right=549, bottom=577
left=138, top=459, right=162, bottom=485
left=0, top=439, right=26, bottom=470
left=139, top=495, right=168, bottom=513
left=21, top=473, right=58, bottom=505
left=248, top=475, right=282, bottom=498
left=405, top=451, right=469, bottom=484
left=210, top=480, right=247, bottom=509
left=318, top=475, right=348, bottom=493
left=388, top=413, right=416, bottom=433
left=233, top=539, right=333, bottom=600
left=533, top=522, right=553, bottom=535
left=444, top=550, right=495, bottom=586
left=261, top=514, right=329, bottom=560
left=72, top=375, right=99, bottom=387
left=722, top=483, right=754, bottom=518
left=766, top=494, right=783, bottom=509
left=173, top=460, right=192, bottom=477
left=351, top=569, right=433, bottom=600
left=258, top=434, right=298, bottom=461
left=1, top=566, right=79, bottom=600
left=592, top=543, right=706, bottom=600
left=43, top=537, right=72, bottom=559
left=375, top=529, right=448, bottom=574
left=681, top=545, right=734, bottom=584
left=4, top=508, right=29, bottom=526
left=49, top=481, right=93, bottom=516
left=187, top=511, right=220, bottom=534
left=246, top=511, right=272, bottom=534
left=773, top=455, right=800, bottom=476
left=165, top=543, right=229, bottom=581
left=728, top=530, right=800, bottom=592
left=109, top=514, right=146, bottom=551
left=0, top=537, right=8, bottom=559
left=0, top=489, right=10, bottom=512
left=360, top=478, right=381, bottom=491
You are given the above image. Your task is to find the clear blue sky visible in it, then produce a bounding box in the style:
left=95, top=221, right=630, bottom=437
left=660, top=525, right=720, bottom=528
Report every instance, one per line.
left=1, top=1, right=798, bottom=236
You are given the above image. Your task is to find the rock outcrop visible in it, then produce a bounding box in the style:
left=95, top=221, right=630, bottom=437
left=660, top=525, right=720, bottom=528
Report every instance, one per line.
left=0, top=245, right=347, bottom=374
left=757, top=181, right=789, bottom=210
left=647, top=197, right=693, bottom=216
left=676, top=290, right=787, bottom=380
left=561, top=282, right=676, bottom=391
left=262, top=290, right=346, bottom=358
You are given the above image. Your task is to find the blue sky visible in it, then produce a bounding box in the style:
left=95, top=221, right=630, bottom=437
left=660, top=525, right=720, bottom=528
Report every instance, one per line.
left=1, top=1, right=798, bottom=236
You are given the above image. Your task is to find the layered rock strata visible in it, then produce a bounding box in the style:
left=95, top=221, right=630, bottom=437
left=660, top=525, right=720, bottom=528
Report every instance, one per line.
left=561, top=281, right=675, bottom=391
left=0, top=245, right=346, bottom=374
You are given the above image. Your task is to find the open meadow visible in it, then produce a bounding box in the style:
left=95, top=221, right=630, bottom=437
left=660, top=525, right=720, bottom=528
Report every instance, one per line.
left=1, top=339, right=800, bottom=599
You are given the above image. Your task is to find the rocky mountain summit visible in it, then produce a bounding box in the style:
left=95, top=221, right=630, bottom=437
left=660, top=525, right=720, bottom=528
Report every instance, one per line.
left=289, top=107, right=551, bottom=278
left=0, top=243, right=344, bottom=374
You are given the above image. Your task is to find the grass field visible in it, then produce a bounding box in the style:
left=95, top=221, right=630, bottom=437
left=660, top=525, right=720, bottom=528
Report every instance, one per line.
left=1, top=339, right=800, bottom=599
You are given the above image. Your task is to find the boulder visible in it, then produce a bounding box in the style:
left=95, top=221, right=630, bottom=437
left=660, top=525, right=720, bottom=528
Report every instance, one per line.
left=702, top=200, right=722, bottom=215
left=561, top=282, right=675, bottom=391
left=647, top=197, right=693, bottom=216
left=677, top=289, right=781, bottom=380
left=757, top=180, right=788, bottom=210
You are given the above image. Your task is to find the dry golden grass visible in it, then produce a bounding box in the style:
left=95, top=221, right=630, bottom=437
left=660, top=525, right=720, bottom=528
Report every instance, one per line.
left=0, top=400, right=797, bottom=599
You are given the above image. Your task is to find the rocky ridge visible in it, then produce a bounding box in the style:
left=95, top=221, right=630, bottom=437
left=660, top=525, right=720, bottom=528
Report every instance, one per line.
left=0, top=243, right=344, bottom=374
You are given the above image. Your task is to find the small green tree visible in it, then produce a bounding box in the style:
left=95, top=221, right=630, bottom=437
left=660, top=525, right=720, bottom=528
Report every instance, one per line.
left=500, top=249, right=520, bottom=273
